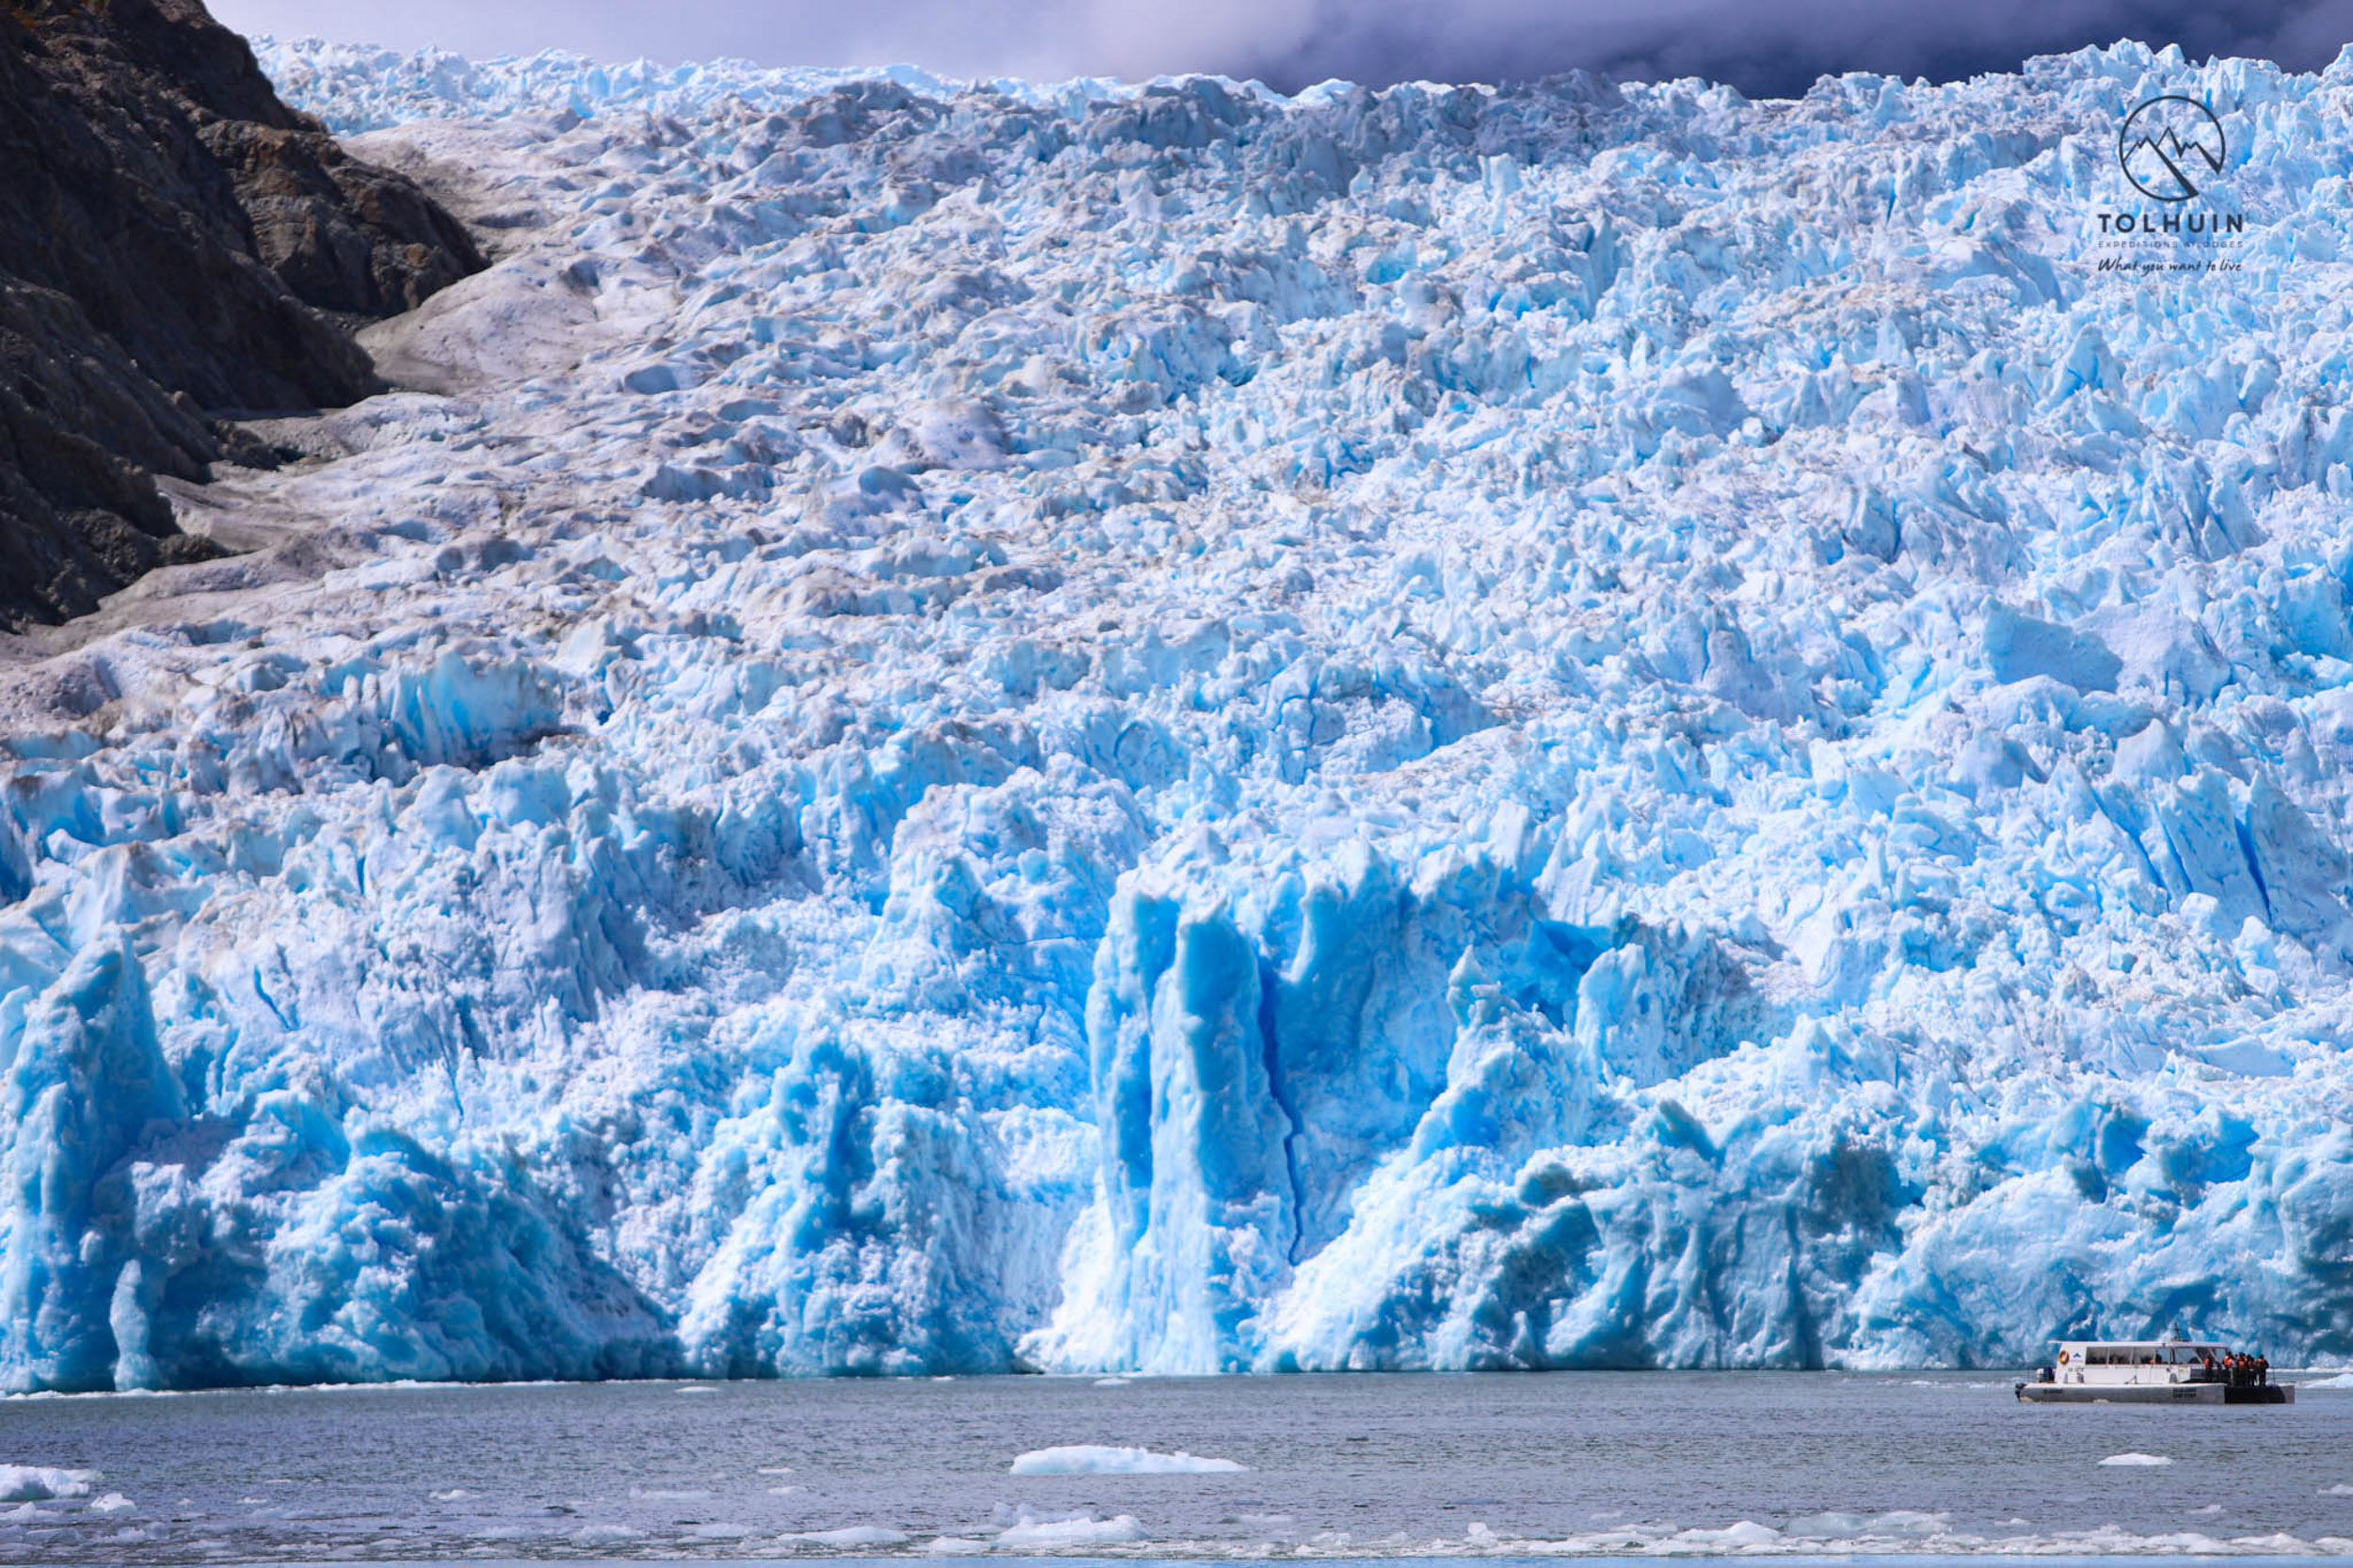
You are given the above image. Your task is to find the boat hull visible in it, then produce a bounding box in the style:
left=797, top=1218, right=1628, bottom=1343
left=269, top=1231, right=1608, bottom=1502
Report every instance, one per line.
left=2014, top=1382, right=2295, bottom=1404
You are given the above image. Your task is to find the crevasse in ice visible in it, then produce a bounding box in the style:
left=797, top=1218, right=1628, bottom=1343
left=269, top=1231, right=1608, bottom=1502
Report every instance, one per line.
left=1, top=36, right=2349, bottom=1390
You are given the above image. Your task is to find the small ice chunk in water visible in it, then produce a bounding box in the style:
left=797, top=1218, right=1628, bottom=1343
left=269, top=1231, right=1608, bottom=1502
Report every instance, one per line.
left=1093, top=1377, right=1131, bottom=1387
left=791, top=1525, right=912, bottom=1546
left=756, top=1465, right=795, bottom=1475
left=0, top=1467, right=94, bottom=1503
left=1676, top=1521, right=1782, bottom=1546
left=1785, top=1511, right=1945, bottom=1538
left=767, top=1485, right=806, bottom=1496
left=2101, top=1453, right=2175, bottom=1466
left=1011, top=1444, right=1244, bottom=1474
left=431, top=1489, right=478, bottom=1501
left=995, top=1510, right=1146, bottom=1546
left=2321, top=1484, right=2353, bottom=1496
left=88, top=1494, right=134, bottom=1514
left=676, top=1384, right=719, bottom=1395
left=2303, top=1372, right=2353, bottom=1389
left=922, top=1537, right=993, bottom=1553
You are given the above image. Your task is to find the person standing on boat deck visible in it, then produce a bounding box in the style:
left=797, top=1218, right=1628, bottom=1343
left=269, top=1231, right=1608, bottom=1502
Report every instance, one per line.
left=2257, top=1355, right=2270, bottom=1386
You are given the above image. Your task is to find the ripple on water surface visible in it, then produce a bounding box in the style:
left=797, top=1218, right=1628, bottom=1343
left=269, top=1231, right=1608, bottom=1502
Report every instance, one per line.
left=0, top=1372, right=2349, bottom=1563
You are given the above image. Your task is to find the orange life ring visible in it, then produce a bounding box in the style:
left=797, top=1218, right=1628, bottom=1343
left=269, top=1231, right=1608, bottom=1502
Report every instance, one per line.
left=2058, top=1350, right=2072, bottom=1365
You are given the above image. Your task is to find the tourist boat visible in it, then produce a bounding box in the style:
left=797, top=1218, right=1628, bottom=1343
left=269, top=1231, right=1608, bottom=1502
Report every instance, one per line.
left=2015, top=1338, right=2294, bottom=1403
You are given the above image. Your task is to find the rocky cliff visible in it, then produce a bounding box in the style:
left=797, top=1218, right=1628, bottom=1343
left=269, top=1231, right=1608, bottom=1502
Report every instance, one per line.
left=0, top=0, right=483, bottom=630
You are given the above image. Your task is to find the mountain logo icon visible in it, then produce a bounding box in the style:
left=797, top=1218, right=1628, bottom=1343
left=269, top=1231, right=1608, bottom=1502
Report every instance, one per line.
left=2117, top=96, right=2226, bottom=201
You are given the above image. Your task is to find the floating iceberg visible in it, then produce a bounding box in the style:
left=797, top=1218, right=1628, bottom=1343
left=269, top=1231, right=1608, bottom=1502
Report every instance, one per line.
left=788, top=1526, right=913, bottom=1547
left=0, top=35, right=2350, bottom=1391
left=0, top=1465, right=96, bottom=1502
left=1010, top=1446, right=1245, bottom=1474
left=993, top=1510, right=1148, bottom=1546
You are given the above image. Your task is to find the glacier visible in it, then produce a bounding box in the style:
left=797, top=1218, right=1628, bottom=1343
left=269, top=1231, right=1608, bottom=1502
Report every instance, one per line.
left=0, top=33, right=2350, bottom=1391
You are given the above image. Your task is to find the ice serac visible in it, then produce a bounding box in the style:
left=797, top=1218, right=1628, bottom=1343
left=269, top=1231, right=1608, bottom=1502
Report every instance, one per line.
left=1, top=37, right=2352, bottom=1389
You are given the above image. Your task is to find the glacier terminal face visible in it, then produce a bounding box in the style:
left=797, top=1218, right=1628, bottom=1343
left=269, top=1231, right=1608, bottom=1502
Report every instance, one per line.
left=1, top=38, right=2350, bottom=1389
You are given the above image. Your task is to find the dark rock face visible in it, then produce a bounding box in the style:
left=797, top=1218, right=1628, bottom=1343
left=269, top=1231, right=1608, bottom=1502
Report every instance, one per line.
left=0, top=280, right=221, bottom=624
left=0, top=0, right=484, bottom=630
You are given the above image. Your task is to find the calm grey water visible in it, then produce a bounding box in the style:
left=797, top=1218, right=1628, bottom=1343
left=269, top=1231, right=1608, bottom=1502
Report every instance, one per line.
left=2, top=1372, right=2350, bottom=1563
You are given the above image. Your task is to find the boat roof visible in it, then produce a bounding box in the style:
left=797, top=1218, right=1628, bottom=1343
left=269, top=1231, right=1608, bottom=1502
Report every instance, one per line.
left=2053, top=1338, right=2228, bottom=1351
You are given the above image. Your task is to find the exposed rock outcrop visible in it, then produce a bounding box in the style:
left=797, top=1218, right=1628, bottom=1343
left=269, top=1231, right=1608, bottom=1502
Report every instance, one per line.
left=0, top=0, right=484, bottom=630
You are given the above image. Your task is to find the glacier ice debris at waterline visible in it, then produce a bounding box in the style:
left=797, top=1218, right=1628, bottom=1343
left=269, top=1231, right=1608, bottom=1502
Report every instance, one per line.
left=0, top=36, right=2349, bottom=1393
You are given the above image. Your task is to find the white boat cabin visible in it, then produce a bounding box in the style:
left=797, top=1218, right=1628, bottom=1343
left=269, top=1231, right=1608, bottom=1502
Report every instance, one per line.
left=2052, top=1339, right=2227, bottom=1386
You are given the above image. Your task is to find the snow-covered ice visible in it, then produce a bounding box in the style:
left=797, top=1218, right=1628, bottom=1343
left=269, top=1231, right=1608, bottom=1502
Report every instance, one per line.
left=0, top=1465, right=94, bottom=1502
left=1, top=33, right=2351, bottom=1390
left=2101, top=1452, right=2177, bottom=1466
left=1010, top=1445, right=1245, bottom=1474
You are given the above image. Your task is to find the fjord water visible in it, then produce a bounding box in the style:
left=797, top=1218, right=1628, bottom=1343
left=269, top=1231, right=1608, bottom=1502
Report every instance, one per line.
left=4, top=1373, right=2350, bottom=1562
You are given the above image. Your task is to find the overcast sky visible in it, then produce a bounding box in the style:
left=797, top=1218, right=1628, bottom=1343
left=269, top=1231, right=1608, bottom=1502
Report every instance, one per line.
left=208, top=0, right=2353, bottom=97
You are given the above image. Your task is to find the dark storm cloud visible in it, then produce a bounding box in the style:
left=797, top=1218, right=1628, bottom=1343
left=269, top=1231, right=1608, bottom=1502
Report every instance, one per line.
left=1222, top=0, right=2353, bottom=96
left=210, top=0, right=2353, bottom=94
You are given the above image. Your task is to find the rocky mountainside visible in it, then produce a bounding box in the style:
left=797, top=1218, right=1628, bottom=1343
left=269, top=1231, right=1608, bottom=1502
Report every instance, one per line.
left=0, top=0, right=482, bottom=630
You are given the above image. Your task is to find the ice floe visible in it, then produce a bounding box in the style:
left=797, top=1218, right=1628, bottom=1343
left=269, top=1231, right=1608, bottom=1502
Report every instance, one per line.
left=0, top=1466, right=94, bottom=1502
left=1011, top=1445, right=1246, bottom=1474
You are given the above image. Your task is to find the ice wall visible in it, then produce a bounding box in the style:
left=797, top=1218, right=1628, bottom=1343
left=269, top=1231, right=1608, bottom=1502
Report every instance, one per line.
left=0, top=38, right=2350, bottom=1388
